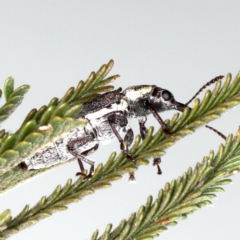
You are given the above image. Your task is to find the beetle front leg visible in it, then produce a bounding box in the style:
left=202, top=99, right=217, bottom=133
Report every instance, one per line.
left=147, top=102, right=171, bottom=135
left=138, top=116, right=163, bottom=175
left=123, top=127, right=136, bottom=180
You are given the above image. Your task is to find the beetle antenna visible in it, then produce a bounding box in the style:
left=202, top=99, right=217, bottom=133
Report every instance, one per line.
left=205, top=125, right=226, bottom=140
left=185, top=75, right=224, bottom=106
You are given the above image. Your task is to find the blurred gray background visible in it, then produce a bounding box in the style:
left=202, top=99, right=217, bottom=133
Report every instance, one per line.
left=0, top=1, right=240, bottom=239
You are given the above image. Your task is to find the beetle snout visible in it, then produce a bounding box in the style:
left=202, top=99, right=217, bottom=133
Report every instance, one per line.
left=174, top=101, right=188, bottom=112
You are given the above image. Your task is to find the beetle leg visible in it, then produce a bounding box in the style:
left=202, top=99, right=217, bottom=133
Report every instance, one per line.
left=128, top=172, right=136, bottom=181
left=124, top=128, right=135, bottom=181
left=77, top=158, right=85, bottom=173
left=153, top=158, right=162, bottom=175
left=111, top=126, right=134, bottom=161
left=147, top=102, right=171, bottom=135
left=138, top=116, right=163, bottom=174
left=76, top=144, right=99, bottom=178
left=67, top=133, right=98, bottom=178
left=138, top=116, right=148, bottom=139
left=108, top=113, right=136, bottom=180
left=108, top=113, right=134, bottom=162
left=123, top=128, right=134, bottom=146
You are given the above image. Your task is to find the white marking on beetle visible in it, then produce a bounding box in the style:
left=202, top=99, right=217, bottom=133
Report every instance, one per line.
left=125, top=86, right=153, bottom=101
left=85, top=101, right=128, bottom=120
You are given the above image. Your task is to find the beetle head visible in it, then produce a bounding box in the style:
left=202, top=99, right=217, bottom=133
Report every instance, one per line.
left=149, top=87, right=186, bottom=112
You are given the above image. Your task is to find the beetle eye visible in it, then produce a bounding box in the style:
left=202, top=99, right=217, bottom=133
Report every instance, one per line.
left=162, top=90, right=172, bottom=101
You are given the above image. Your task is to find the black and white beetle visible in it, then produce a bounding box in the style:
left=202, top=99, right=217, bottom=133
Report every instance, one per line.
left=20, top=75, right=224, bottom=179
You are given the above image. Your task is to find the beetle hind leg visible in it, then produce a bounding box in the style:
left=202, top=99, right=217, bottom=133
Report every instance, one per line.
left=67, top=134, right=98, bottom=179
left=153, top=157, right=162, bottom=175
left=76, top=144, right=99, bottom=178
left=75, top=157, right=94, bottom=179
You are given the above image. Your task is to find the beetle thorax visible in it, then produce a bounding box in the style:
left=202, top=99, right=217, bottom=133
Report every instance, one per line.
left=122, top=85, right=155, bottom=117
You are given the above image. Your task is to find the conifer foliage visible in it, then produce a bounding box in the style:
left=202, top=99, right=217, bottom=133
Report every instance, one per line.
left=0, top=61, right=240, bottom=239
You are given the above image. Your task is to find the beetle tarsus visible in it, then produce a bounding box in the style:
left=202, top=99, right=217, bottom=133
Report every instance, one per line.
left=153, top=158, right=162, bottom=175
left=163, top=126, right=171, bottom=136
left=128, top=172, right=136, bottom=181
left=123, top=149, right=135, bottom=162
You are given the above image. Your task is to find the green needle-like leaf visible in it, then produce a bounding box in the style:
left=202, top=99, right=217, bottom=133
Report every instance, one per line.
left=0, top=77, right=30, bottom=124
left=1, top=62, right=240, bottom=239
left=92, top=132, right=240, bottom=240
left=3, top=77, right=14, bottom=101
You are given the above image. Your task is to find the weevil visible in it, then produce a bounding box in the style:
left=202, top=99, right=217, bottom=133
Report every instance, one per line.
left=20, top=75, right=224, bottom=179
left=20, top=85, right=186, bottom=178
